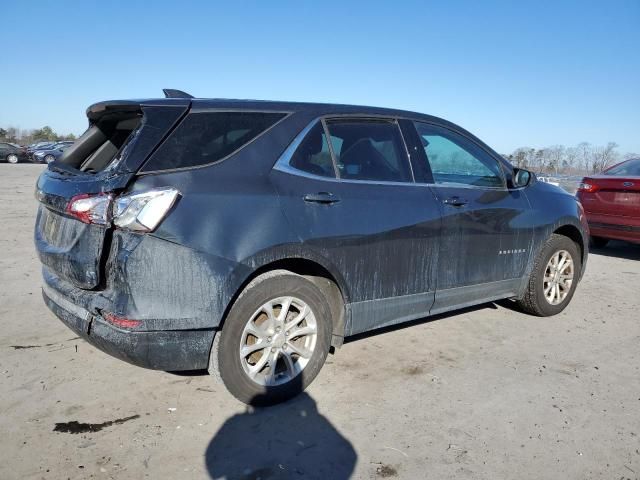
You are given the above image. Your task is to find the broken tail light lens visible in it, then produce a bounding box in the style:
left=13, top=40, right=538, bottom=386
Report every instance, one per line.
left=66, top=193, right=113, bottom=225
left=113, top=188, right=180, bottom=232
left=102, top=312, right=142, bottom=329
left=66, top=188, right=179, bottom=231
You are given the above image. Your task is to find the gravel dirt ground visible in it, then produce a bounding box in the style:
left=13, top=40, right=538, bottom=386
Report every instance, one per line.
left=1, top=164, right=639, bottom=480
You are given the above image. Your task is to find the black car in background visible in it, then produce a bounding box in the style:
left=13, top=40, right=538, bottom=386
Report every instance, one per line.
left=26, top=142, right=54, bottom=159
left=0, top=142, right=28, bottom=163
left=34, top=91, right=588, bottom=405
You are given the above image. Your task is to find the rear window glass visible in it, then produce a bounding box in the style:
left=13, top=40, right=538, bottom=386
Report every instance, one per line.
left=326, top=119, right=411, bottom=182
left=604, top=159, right=640, bottom=176
left=289, top=122, right=336, bottom=177
left=143, top=111, right=286, bottom=171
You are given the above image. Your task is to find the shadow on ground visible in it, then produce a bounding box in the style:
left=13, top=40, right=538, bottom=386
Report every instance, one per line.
left=590, top=240, right=640, bottom=261
left=205, top=392, right=356, bottom=479
left=346, top=301, right=500, bottom=344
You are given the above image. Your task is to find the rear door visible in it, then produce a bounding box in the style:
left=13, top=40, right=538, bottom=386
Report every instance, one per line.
left=272, top=117, right=442, bottom=335
left=409, top=121, right=532, bottom=314
left=34, top=101, right=189, bottom=289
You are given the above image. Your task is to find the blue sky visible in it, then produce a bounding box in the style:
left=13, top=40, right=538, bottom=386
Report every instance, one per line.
left=1, top=1, right=638, bottom=154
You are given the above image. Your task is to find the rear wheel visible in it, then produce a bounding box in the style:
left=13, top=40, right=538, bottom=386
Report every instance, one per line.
left=213, top=270, right=332, bottom=405
left=7, top=154, right=18, bottom=164
left=590, top=236, right=609, bottom=248
left=516, top=234, right=581, bottom=316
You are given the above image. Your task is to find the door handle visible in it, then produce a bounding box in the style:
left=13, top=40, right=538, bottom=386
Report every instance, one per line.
left=303, top=192, right=341, bottom=205
left=442, top=196, right=468, bottom=207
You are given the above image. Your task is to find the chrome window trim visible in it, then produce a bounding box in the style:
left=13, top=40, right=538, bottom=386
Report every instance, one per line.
left=273, top=116, right=509, bottom=191
left=274, top=116, right=417, bottom=186
left=396, top=120, right=417, bottom=182
left=321, top=118, right=341, bottom=178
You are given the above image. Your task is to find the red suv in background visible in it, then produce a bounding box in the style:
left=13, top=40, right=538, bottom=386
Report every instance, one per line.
left=577, top=158, right=640, bottom=247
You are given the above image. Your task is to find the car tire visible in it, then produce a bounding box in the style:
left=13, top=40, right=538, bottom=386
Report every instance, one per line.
left=7, top=154, right=18, bottom=164
left=44, top=154, right=55, bottom=164
left=516, top=234, right=581, bottom=317
left=213, top=270, right=333, bottom=406
left=590, top=236, right=609, bottom=249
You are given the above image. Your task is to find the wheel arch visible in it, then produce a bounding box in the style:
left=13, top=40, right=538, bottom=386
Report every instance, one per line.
left=221, top=252, right=350, bottom=348
left=553, top=223, right=586, bottom=266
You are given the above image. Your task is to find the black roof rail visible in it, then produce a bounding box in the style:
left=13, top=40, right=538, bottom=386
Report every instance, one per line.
left=162, top=89, right=194, bottom=99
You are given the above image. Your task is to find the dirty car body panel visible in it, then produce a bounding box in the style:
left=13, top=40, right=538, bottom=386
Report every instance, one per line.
left=35, top=96, right=588, bottom=372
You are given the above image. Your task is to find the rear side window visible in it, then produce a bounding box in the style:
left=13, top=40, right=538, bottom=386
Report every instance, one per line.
left=143, top=111, right=286, bottom=171
left=289, top=122, right=336, bottom=177
left=325, top=119, right=411, bottom=182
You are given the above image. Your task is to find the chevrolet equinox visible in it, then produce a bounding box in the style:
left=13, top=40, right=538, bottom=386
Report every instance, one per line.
left=35, top=90, right=588, bottom=405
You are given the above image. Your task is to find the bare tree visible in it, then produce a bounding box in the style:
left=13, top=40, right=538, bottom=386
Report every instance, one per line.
left=512, top=147, right=529, bottom=168
left=591, top=142, right=619, bottom=173
left=577, top=142, right=592, bottom=173
left=564, top=146, right=579, bottom=174
left=507, top=142, right=635, bottom=175
left=547, top=145, right=565, bottom=175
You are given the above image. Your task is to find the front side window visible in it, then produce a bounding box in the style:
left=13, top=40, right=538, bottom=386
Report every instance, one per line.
left=143, top=111, right=286, bottom=171
left=325, top=119, right=411, bottom=182
left=413, top=122, right=504, bottom=188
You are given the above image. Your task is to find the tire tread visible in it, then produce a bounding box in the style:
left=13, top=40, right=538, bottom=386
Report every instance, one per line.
left=516, top=234, right=581, bottom=316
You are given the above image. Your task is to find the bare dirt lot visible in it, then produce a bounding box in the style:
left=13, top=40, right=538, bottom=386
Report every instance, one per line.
left=1, top=164, right=639, bottom=480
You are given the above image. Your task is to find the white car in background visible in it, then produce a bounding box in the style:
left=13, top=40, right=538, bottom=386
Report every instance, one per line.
left=537, top=176, right=560, bottom=186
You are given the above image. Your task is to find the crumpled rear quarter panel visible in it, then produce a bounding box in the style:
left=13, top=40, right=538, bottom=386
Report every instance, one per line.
left=103, top=230, right=242, bottom=330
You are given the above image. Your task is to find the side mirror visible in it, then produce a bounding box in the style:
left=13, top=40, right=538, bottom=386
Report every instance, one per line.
left=513, top=168, right=533, bottom=188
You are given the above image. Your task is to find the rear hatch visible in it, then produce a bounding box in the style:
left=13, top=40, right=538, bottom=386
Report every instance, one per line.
left=35, top=99, right=189, bottom=289
left=578, top=175, right=640, bottom=218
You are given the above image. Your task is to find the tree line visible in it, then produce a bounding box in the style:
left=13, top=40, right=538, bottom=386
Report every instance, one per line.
left=0, top=126, right=77, bottom=145
left=503, top=142, right=638, bottom=176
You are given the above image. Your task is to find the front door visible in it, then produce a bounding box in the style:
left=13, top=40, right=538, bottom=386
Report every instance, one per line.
left=409, top=121, right=532, bottom=314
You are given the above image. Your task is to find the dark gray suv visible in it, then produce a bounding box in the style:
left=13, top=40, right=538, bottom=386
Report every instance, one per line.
left=35, top=90, right=588, bottom=404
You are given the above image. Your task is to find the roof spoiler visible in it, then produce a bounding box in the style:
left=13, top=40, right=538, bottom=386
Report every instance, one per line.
left=163, top=89, right=194, bottom=99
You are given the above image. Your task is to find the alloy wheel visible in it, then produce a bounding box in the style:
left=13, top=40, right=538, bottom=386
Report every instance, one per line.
left=543, top=249, right=574, bottom=305
left=239, top=296, right=318, bottom=387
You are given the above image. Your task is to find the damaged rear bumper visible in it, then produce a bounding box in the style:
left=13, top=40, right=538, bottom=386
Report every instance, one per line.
left=42, top=279, right=215, bottom=371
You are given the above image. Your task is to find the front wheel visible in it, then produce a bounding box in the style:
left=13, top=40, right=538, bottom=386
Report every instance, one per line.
left=516, top=234, right=582, bottom=316
left=44, top=154, right=55, bottom=164
left=7, top=154, right=18, bottom=164
left=213, top=270, right=333, bottom=405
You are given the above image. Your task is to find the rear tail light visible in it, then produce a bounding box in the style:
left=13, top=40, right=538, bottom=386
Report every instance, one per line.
left=102, top=312, right=142, bottom=329
left=66, top=193, right=112, bottom=225
left=577, top=182, right=598, bottom=193
left=65, top=187, right=179, bottom=232
left=113, top=188, right=180, bottom=232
